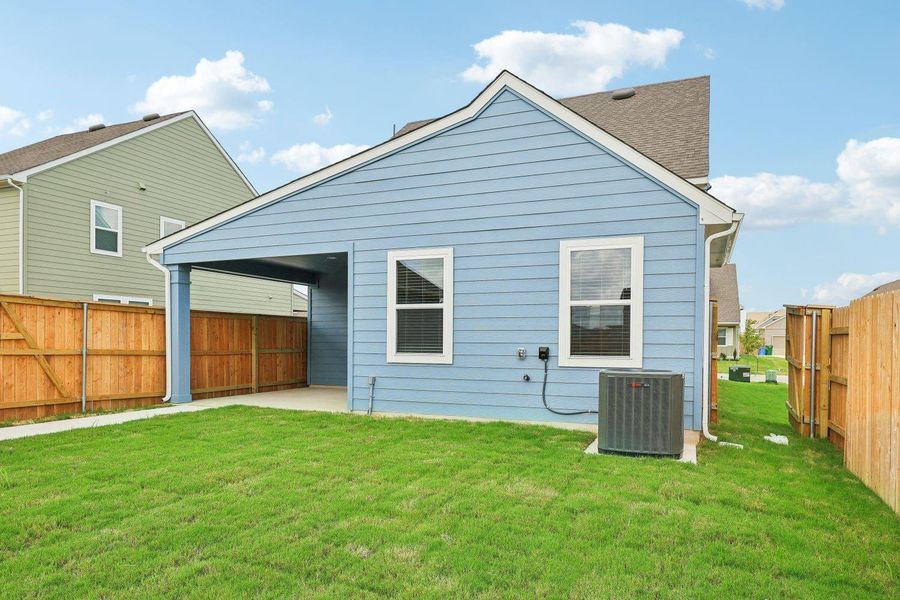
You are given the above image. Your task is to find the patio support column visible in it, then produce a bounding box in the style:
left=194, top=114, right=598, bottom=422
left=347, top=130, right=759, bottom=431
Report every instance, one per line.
left=168, top=263, right=192, bottom=404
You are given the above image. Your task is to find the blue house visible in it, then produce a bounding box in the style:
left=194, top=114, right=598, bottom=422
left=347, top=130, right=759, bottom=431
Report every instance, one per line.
left=144, top=71, right=741, bottom=437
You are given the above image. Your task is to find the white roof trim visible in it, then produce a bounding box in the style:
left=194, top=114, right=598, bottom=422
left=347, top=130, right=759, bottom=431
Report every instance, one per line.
left=144, top=71, right=734, bottom=255
left=8, top=112, right=256, bottom=195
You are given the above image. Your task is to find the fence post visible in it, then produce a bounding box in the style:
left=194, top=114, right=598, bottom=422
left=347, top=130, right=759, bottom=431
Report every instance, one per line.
left=251, top=315, right=259, bottom=394
left=818, top=307, right=832, bottom=438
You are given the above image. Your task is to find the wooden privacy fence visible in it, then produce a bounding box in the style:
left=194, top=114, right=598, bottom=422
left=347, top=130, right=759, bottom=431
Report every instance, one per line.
left=0, top=294, right=307, bottom=422
left=786, top=291, right=900, bottom=514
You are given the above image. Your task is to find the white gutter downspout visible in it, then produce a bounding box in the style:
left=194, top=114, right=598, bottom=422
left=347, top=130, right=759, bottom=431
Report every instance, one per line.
left=146, top=253, right=172, bottom=402
left=702, top=217, right=741, bottom=442
left=6, top=178, right=25, bottom=294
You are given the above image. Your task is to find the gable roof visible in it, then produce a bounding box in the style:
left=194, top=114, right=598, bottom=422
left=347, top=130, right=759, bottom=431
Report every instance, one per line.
left=146, top=71, right=736, bottom=255
left=710, top=263, right=741, bottom=324
left=0, top=112, right=256, bottom=193
left=394, top=76, right=710, bottom=181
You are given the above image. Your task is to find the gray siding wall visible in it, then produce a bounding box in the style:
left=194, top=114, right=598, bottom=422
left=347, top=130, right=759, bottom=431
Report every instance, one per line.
left=308, top=271, right=348, bottom=385
left=22, top=117, right=292, bottom=314
left=0, top=186, right=18, bottom=293
left=165, top=89, right=704, bottom=427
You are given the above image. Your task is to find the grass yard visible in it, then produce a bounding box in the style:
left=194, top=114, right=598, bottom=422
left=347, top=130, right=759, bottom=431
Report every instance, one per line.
left=1, top=383, right=897, bottom=598
left=717, top=353, right=789, bottom=375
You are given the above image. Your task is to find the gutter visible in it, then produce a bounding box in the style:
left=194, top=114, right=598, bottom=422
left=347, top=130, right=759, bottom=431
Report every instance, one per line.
left=702, top=216, right=741, bottom=443
left=146, top=253, right=172, bottom=402
left=5, top=178, right=25, bottom=294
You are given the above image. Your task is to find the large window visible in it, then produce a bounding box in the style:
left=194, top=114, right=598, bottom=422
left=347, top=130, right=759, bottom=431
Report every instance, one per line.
left=387, top=247, right=453, bottom=364
left=90, top=200, right=122, bottom=257
left=160, top=216, right=186, bottom=238
left=93, top=294, right=153, bottom=306
left=559, top=236, right=643, bottom=367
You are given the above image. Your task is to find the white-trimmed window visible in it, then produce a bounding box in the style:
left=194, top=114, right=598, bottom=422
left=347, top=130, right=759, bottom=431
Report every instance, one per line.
left=387, top=247, right=453, bottom=364
left=717, top=327, right=728, bottom=347
left=90, top=200, right=122, bottom=256
left=559, top=236, right=643, bottom=368
left=160, top=216, right=186, bottom=238
left=93, top=294, right=153, bottom=306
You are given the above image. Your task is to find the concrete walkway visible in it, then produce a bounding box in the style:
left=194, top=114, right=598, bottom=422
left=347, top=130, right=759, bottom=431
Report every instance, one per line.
left=0, top=387, right=348, bottom=442
left=0, top=404, right=208, bottom=441
left=716, top=372, right=789, bottom=384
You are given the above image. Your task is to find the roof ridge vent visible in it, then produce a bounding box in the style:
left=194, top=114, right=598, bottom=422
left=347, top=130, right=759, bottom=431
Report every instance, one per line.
left=87, top=123, right=106, bottom=132
left=611, top=87, right=636, bottom=100
left=142, top=113, right=161, bottom=122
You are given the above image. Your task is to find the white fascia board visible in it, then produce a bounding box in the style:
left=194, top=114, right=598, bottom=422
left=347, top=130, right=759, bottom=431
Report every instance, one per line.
left=144, top=71, right=734, bottom=255
left=10, top=112, right=256, bottom=195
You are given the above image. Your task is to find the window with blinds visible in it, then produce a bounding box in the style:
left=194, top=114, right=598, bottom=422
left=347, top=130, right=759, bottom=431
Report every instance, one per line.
left=559, top=237, right=643, bottom=368
left=387, top=248, right=453, bottom=363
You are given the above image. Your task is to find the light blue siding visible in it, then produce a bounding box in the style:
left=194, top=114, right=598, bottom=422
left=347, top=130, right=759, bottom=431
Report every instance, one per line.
left=309, top=268, right=348, bottom=386
left=164, top=87, right=705, bottom=427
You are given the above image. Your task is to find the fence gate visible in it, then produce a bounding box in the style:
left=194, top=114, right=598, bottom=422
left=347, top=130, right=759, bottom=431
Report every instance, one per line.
left=785, top=305, right=831, bottom=438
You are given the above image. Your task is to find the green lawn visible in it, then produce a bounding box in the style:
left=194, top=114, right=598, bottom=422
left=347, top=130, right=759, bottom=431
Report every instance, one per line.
left=718, top=353, right=789, bottom=375
left=0, top=383, right=897, bottom=598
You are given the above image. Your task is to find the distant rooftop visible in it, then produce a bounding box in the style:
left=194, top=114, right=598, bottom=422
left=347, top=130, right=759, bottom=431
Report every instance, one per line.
left=710, top=263, right=741, bottom=324
left=0, top=112, right=186, bottom=176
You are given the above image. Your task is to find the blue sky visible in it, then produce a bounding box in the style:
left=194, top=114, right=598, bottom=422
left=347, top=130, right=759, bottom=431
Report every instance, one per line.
left=3, top=0, right=899, bottom=312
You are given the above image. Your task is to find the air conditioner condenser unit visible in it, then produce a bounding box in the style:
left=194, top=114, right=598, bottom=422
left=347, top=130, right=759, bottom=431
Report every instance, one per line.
left=598, top=370, right=684, bottom=456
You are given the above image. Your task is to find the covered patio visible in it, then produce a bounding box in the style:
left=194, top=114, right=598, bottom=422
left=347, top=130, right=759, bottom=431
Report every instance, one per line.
left=193, top=386, right=348, bottom=412
left=160, top=245, right=353, bottom=408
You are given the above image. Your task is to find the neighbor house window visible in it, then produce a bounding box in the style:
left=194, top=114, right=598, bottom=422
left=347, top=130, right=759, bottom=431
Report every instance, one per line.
left=160, top=216, right=186, bottom=238
left=93, top=294, right=153, bottom=306
left=90, top=200, right=122, bottom=256
left=559, top=236, right=643, bottom=368
left=717, top=327, right=728, bottom=347
left=387, top=247, right=453, bottom=364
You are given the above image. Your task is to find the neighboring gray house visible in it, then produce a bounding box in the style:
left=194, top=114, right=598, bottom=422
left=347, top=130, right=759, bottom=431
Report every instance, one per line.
left=746, top=309, right=786, bottom=357
left=0, top=112, right=292, bottom=314
left=146, top=71, right=741, bottom=435
left=710, top=264, right=741, bottom=358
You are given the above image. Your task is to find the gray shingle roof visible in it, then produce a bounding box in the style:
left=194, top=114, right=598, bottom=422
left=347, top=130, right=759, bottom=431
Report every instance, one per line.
left=393, top=76, right=710, bottom=180
left=864, top=278, right=900, bottom=298
left=710, top=263, right=741, bottom=324
left=0, top=113, right=186, bottom=176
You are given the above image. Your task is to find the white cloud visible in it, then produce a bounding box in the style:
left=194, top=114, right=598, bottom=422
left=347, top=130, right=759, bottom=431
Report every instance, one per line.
left=131, top=50, right=272, bottom=130
left=0, top=105, right=31, bottom=136
left=460, top=21, right=684, bottom=96
left=312, top=106, right=333, bottom=126
left=811, top=272, right=900, bottom=305
left=711, top=137, right=900, bottom=230
left=36, top=109, right=54, bottom=122
left=271, top=142, right=369, bottom=174
left=236, top=141, right=266, bottom=164
left=741, top=0, right=785, bottom=9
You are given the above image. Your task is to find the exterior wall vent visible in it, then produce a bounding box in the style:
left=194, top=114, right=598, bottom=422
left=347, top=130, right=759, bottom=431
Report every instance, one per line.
left=598, top=370, right=684, bottom=456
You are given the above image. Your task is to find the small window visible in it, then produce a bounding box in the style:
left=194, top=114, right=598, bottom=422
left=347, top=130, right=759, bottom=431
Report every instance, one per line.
left=387, top=247, right=453, bottom=364
left=93, top=294, right=153, bottom=306
left=559, top=236, right=643, bottom=368
left=717, top=327, right=728, bottom=347
left=160, top=216, right=186, bottom=238
left=90, top=200, right=122, bottom=256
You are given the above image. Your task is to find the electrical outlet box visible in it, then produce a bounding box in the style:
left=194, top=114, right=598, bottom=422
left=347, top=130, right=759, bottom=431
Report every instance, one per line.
left=538, top=346, right=550, bottom=361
